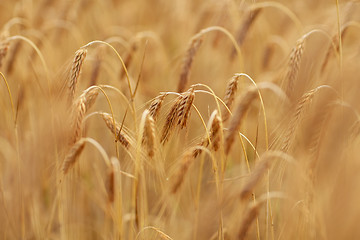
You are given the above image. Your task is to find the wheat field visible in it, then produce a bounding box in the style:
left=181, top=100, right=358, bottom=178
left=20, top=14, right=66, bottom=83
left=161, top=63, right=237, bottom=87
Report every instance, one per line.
left=1, top=0, right=360, bottom=239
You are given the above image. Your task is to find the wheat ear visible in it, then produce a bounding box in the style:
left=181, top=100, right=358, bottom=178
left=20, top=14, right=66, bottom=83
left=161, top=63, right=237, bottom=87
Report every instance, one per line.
left=101, top=113, right=130, bottom=149
left=222, top=75, right=239, bottom=122
left=225, top=87, right=257, bottom=155
left=148, top=93, right=167, bottom=121
left=177, top=36, right=202, bottom=93
left=62, top=138, right=86, bottom=174
left=142, top=110, right=156, bottom=158
left=69, top=48, right=87, bottom=103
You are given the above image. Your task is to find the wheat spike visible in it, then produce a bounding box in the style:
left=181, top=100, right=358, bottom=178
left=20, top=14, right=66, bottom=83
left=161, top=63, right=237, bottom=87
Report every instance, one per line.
left=101, top=113, right=130, bottom=149
left=171, top=151, right=194, bottom=194
left=230, top=8, right=262, bottom=59
left=240, top=153, right=273, bottom=200
left=71, top=88, right=99, bottom=143
left=285, top=38, right=305, bottom=98
left=222, top=75, right=239, bottom=122
left=177, top=36, right=202, bottom=93
left=281, top=87, right=321, bottom=153
left=62, top=138, right=86, bottom=174
left=225, top=88, right=257, bottom=155
left=177, top=87, right=195, bottom=129
left=160, top=95, right=182, bottom=143
left=148, top=93, right=167, bottom=121
left=69, top=48, right=87, bottom=103
left=238, top=201, right=264, bottom=240
left=142, top=110, right=156, bottom=158
left=0, top=31, right=10, bottom=69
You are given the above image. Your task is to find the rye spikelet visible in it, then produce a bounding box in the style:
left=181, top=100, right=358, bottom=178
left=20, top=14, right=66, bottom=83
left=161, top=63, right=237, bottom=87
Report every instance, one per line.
left=142, top=110, right=156, bottom=158
left=285, top=37, right=305, bottom=98
left=225, top=88, right=257, bottom=155
left=210, top=112, right=221, bottom=151
left=69, top=48, right=87, bottom=103
left=171, top=150, right=195, bottom=194
left=101, top=113, right=130, bottom=149
left=62, top=138, right=86, bottom=174
left=148, top=93, right=167, bottom=121
left=177, top=36, right=203, bottom=93
left=230, top=8, right=262, bottom=59
left=177, top=87, right=195, bottom=129
left=71, top=88, right=99, bottom=143
left=222, top=75, right=239, bottom=122
left=240, top=153, right=273, bottom=200
left=238, top=201, right=264, bottom=240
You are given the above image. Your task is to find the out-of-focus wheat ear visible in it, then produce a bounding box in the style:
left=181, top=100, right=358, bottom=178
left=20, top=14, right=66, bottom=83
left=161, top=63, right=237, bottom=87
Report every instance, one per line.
left=177, top=36, right=203, bottom=93
left=148, top=93, right=167, bottom=121
left=281, top=87, right=320, bottom=153
left=142, top=110, right=156, bottom=158
left=284, top=37, right=305, bottom=98
left=101, top=113, right=130, bottom=149
left=62, top=138, right=86, bottom=175
left=230, top=8, right=262, bottom=59
left=177, top=87, right=195, bottom=129
left=225, top=88, right=257, bottom=155
left=0, top=31, right=10, bottom=69
left=171, top=151, right=194, bottom=194
left=160, top=95, right=182, bottom=144
left=240, top=153, right=273, bottom=200
left=192, top=139, right=209, bottom=158
left=69, top=48, right=87, bottom=103
left=210, top=112, right=222, bottom=151
left=222, top=75, right=239, bottom=122
left=321, top=27, right=348, bottom=74
left=107, top=163, right=115, bottom=203
left=238, top=201, right=264, bottom=240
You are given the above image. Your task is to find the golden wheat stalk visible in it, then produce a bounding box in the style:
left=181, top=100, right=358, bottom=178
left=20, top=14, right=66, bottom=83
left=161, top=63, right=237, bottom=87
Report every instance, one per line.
left=225, top=87, right=257, bottom=155
left=222, top=75, right=239, bottom=122
left=101, top=112, right=130, bottom=149
left=177, top=36, right=203, bottom=93
left=62, top=138, right=86, bottom=174
left=69, top=48, right=87, bottom=103
left=285, top=38, right=305, bottom=98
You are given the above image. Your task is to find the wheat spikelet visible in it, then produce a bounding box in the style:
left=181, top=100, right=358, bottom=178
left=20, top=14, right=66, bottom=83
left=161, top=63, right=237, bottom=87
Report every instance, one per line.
left=62, top=138, right=86, bottom=174
left=240, top=153, right=273, bottom=200
left=285, top=38, right=305, bottom=98
left=101, top=113, right=130, bottom=149
left=148, top=93, right=167, bottom=121
left=177, top=87, right=195, bottom=129
left=177, top=36, right=202, bottom=93
left=142, top=110, right=156, bottom=158
left=238, top=201, right=263, bottom=240
left=171, top=151, right=194, bottom=194
left=222, top=75, right=239, bottom=122
left=225, top=88, right=257, bottom=155
left=230, top=8, right=262, bottom=59
left=281, top=87, right=320, bottom=153
left=69, top=48, right=87, bottom=103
